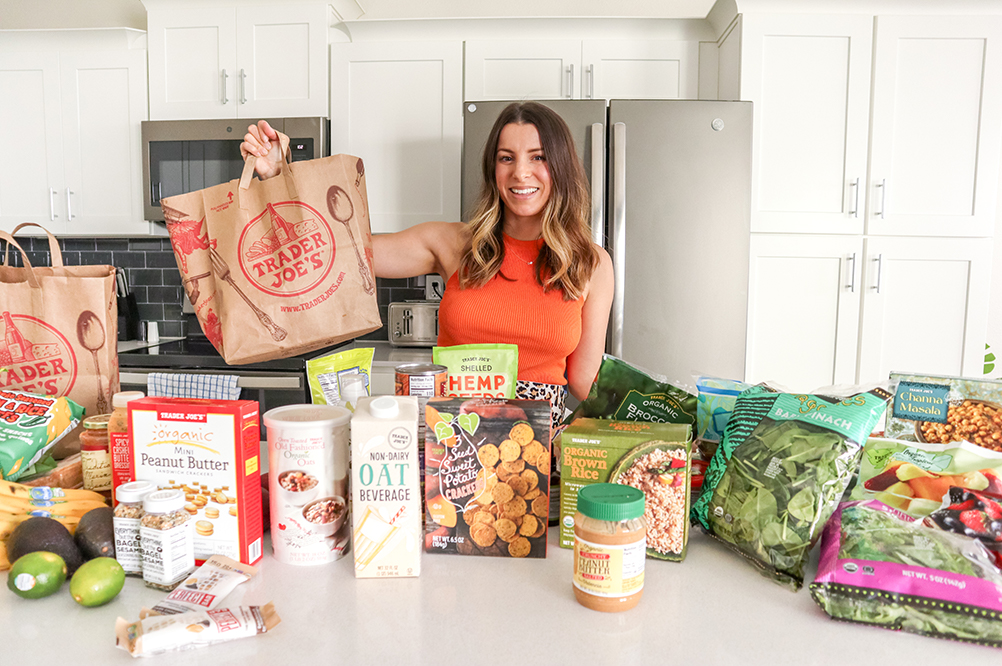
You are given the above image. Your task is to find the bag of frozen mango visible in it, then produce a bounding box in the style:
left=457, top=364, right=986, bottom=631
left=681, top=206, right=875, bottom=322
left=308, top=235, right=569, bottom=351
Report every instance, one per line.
left=0, top=388, right=84, bottom=481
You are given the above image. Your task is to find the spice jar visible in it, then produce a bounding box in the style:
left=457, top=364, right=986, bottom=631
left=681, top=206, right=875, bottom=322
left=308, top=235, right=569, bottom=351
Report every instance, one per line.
left=114, top=480, right=155, bottom=578
left=573, top=483, right=647, bottom=612
left=109, top=391, right=144, bottom=506
left=80, top=414, right=112, bottom=493
left=140, top=489, right=195, bottom=591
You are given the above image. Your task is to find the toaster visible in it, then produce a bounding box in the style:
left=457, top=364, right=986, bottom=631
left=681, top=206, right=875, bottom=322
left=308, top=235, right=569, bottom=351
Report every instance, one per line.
left=388, top=301, right=439, bottom=346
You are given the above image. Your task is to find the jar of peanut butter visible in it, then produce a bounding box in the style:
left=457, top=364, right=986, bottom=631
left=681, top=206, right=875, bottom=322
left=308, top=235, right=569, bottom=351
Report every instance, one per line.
left=573, top=483, right=646, bottom=612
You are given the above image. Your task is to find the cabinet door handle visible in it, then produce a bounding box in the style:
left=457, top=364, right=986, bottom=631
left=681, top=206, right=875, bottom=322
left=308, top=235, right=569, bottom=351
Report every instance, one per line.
left=846, top=252, right=856, bottom=292
left=221, top=69, right=229, bottom=104
left=240, top=69, right=247, bottom=104
left=566, top=64, right=574, bottom=99
left=587, top=64, right=595, bottom=98
left=49, top=188, right=58, bottom=220
left=849, top=178, right=859, bottom=218
left=66, top=189, right=74, bottom=221
left=876, top=179, right=886, bottom=219
left=873, top=253, right=883, bottom=294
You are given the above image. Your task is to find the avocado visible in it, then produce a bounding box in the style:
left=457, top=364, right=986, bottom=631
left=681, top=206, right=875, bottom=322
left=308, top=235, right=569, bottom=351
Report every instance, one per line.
left=7, top=517, right=83, bottom=574
left=70, top=557, right=125, bottom=607
left=74, top=507, right=115, bottom=560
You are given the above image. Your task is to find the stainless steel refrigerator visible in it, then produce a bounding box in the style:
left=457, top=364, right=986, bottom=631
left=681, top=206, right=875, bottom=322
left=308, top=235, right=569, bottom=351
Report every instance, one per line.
left=462, top=99, right=752, bottom=384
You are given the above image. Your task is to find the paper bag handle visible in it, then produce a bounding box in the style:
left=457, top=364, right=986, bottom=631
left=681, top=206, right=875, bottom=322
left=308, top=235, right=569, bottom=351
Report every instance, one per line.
left=2, top=223, right=64, bottom=267
left=0, top=230, right=42, bottom=289
left=239, top=130, right=298, bottom=206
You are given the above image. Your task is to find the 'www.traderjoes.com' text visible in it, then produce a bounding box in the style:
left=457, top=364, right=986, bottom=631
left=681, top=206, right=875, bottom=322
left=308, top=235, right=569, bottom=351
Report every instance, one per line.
left=280, top=271, right=345, bottom=312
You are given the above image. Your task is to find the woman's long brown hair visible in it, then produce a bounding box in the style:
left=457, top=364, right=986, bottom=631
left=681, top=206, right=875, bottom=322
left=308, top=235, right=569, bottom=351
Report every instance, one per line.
left=459, top=102, right=599, bottom=301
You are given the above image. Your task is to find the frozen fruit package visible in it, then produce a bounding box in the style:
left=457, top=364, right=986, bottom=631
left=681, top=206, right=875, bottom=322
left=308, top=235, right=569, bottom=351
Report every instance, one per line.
left=691, top=383, right=892, bottom=590
left=923, top=487, right=1002, bottom=568
left=811, top=500, right=1002, bottom=648
left=694, top=375, right=751, bottom=460
left=849, top=436, right=1002, bottom=517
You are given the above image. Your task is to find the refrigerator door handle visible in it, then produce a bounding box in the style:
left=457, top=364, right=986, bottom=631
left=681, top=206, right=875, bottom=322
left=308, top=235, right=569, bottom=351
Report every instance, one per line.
left=610, top=121, right=627, bottom=357
left=566, top=64, right=574, bottom=99
left=590, top=122, right=605, bottom=247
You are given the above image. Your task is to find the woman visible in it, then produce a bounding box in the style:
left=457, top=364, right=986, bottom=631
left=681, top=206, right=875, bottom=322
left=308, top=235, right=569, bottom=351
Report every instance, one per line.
left=241, top=102, right=613, bottom=425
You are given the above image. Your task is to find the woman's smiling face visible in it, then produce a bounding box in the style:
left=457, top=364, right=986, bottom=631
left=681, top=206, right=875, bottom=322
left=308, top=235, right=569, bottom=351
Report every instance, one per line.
left=495, top=122, right=552, bottom=229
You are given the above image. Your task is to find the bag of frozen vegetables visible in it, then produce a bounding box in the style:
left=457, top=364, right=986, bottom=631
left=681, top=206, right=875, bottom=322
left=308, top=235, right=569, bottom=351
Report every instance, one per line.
left=811, top=500, right=1002, bottom=648
left=566, top=355, right=696, bottom=427
left=691, top=383, right=892, bottom=590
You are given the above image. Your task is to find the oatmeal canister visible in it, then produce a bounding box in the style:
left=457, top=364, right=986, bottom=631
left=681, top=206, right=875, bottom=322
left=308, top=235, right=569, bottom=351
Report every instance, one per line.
left=351, top=396, right=421, bottom=578
left=265, top=404, right=351, bottom=565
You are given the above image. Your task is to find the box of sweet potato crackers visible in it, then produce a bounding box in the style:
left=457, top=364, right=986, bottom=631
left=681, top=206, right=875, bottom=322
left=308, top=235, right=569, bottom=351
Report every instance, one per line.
left=424, top=397, right=552, bottom=558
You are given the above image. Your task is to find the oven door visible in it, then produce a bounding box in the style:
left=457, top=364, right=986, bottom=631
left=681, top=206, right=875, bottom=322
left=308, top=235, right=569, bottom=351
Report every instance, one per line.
left=118, top=367, right=308, bottom=452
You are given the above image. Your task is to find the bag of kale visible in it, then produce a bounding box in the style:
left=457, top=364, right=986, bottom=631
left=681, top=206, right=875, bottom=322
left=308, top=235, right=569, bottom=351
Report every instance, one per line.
left=566, top=355, right=696, bottom=427
left=691, top=383, right=892, bottom=590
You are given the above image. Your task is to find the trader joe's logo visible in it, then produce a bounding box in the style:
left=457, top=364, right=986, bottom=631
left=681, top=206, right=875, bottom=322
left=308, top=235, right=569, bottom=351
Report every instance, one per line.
left=238, top=201, right=336, bottom=297
left=0, top=313, right=77, bottom=398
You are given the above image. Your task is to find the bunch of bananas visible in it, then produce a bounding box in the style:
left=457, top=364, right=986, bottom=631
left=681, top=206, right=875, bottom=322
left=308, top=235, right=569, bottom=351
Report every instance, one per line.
left=0, top=481, right=108, bottom=569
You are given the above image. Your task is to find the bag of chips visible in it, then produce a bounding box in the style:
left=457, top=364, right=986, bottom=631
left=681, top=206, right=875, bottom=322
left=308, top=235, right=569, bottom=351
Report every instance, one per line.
left=0, top=389, right=84, bottom=481
left=691, top=383, right=892, bottom=590
left=567, top=355, right=696, bottom=427
left=811, top=500, right=1002, bottom=647
left=433, top=344, right=518, bottom=399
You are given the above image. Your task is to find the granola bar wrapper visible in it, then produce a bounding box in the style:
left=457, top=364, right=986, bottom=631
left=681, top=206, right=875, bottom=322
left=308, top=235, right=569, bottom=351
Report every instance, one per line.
left=115, top=603, right=280, bottom=658
left=141, top=555, right=258, bottom=618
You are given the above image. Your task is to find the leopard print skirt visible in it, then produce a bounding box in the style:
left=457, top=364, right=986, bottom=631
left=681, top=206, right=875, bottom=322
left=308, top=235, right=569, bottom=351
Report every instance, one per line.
left=515, top=379, right=567, bottom=441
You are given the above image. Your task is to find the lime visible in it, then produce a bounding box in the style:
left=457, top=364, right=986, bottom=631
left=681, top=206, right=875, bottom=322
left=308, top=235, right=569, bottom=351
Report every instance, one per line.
left=7, top=551, right=67, bottom=599
left=69, top=557, right=125, bottom=607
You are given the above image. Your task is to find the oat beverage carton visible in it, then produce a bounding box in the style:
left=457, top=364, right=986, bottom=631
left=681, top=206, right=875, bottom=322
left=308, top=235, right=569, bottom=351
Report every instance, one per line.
left=351, top=395, right=421, bottom=578
left=126, top=397, right=263, bottom=566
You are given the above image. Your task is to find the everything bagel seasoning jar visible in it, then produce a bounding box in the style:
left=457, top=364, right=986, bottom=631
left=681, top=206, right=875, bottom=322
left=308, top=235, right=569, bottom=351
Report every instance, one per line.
left=573, top=483, right=647, bottom=612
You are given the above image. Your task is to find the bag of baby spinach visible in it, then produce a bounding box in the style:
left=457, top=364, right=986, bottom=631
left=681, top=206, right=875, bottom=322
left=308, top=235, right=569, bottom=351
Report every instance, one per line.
left=691, top=383, right=892, bottom=590
left=566, top=355, right=696, bottom=427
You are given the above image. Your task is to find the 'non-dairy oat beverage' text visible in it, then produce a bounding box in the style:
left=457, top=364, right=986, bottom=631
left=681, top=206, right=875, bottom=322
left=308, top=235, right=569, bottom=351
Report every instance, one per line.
left=264, top=404, right=351, bottom=565
left=351, top=395, right=421, bottom=578
left=126, top=397, right=263, bottom=566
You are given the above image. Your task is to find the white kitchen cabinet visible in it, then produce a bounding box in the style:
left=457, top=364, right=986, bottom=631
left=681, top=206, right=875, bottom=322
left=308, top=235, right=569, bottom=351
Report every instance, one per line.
left=739, top=15, right=873, bottom=235
left=0, top=46, right=148, bottom=236
left=856, top=236, right=993, bottom=383
left=464, top=39, right=699, bottom=101
left=866, top=16, right=1002, bottom=238
left=330, top=41, right=463, bottom=234
left=146, top=2, right=328, bottom=120
left=745, top=234, right=862, bottom=390
left=739, top=14, right=1002, bottom=238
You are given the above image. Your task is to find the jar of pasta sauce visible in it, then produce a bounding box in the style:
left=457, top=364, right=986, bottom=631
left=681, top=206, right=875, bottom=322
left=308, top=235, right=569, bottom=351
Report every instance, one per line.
left=573, top=483, right=647, bottom=612
left=80, top=414, right=112, bottom=494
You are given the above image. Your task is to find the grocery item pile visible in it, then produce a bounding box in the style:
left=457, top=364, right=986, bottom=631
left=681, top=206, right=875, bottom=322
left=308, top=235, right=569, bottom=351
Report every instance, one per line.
left=5, top=355, right=1002, bottom=654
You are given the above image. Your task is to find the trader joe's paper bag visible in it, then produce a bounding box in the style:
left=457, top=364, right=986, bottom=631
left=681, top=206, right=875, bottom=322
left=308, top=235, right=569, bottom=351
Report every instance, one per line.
left=0, top=225, right=120, bottom=429
left=161, top=133, right=380, bottom=364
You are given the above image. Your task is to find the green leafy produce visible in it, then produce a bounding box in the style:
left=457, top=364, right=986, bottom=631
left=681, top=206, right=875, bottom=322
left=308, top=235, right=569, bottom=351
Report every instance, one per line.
left=566, top=355, right=696, bottom=426
left=692, top=384, right=892, bottom=590
left=811, top=501, right=1002, bottom=648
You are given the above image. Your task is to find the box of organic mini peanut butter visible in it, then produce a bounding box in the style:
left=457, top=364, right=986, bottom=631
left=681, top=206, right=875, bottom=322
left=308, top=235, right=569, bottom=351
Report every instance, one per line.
left=559, top=419, right=691, bottom=561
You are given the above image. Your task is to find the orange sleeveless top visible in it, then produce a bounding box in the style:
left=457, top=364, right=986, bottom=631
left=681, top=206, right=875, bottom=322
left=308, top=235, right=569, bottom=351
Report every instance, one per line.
left=437, top=234, right=584, bottom=386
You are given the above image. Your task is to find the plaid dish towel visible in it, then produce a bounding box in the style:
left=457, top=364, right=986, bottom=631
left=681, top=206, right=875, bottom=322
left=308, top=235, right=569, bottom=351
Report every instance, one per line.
left=148, top=373, right=241, bottom=400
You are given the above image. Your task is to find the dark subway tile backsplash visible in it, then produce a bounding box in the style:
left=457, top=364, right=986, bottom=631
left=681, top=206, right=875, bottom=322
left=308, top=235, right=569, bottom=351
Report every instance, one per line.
left=4, top=236, right=424, bottom=342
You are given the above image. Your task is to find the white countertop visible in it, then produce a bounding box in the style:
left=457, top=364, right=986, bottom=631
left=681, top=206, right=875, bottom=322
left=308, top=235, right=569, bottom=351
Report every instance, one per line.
left=4, top=529, right=995, bottom=664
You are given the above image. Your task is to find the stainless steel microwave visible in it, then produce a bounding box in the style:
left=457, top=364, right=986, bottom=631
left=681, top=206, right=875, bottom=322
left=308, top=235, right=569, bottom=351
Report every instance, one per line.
left=141, top=117, right=329, bottom=222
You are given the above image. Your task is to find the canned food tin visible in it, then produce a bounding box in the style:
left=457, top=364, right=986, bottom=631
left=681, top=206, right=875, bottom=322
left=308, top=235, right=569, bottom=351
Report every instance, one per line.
left=394, top=363, right=448, bottom=398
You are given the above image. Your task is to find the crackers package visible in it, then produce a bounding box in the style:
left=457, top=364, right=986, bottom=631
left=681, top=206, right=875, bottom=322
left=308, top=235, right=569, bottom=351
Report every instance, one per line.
left=424, top=397, right=551, bottom=558
left=559, top=418, right=692, bottom=561
left=119, top=397, right=263, bottom=566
